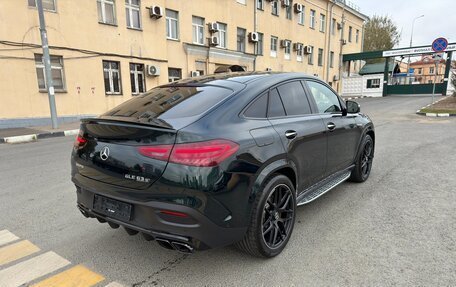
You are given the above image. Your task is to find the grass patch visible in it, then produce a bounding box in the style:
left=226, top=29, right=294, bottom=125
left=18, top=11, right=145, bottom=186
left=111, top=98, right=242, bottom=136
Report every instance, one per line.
left=419, top=96, right=456, bottom=114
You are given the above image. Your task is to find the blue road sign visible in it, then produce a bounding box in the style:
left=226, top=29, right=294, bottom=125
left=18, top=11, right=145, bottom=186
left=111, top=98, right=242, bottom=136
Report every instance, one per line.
left=432, top=37, right=448, bottom=52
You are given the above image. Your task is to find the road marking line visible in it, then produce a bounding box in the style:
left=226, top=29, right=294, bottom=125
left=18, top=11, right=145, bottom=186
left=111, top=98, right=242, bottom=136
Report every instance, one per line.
left=31, top=264, right=105, bottom=287
left=0, top=230, right=19, bottom=247
left=0, top=240, right=40, bottom=266
left=104, top=282, right=125, bottom=287
left=0, top=251, right=70, bottom=287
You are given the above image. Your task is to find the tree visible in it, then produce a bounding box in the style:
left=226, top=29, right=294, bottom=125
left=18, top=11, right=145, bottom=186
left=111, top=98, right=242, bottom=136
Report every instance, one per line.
left=363, top=15, right=401, bottom=52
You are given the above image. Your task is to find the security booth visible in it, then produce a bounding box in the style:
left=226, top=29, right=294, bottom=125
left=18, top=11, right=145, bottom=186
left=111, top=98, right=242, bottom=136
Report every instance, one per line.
left=342, top=42, right=455, bottom=97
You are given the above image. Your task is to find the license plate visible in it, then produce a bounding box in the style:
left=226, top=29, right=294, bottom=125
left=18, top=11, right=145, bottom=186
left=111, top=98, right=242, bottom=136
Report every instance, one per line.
left=93, top=195, right=132, bottom=221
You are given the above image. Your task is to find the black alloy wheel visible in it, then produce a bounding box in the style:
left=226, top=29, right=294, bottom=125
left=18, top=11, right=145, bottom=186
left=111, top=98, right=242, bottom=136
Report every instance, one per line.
left=349, top=134, right=374, bottom=182
left=236, top=174, right=296, bottom=258
left=261, top=184, right=294, bottom=249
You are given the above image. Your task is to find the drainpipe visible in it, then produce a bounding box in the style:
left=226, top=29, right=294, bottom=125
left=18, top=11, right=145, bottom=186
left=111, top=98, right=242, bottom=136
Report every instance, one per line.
left=338, top=4, right=346, bottom=92
left=253, top=1, right=258, bottom=71
left=325, top=0, right=335, bottom=82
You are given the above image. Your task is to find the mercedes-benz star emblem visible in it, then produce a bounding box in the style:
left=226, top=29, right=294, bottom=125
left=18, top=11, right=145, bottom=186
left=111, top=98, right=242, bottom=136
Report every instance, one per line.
left=100, top=146, right=110, bottom=161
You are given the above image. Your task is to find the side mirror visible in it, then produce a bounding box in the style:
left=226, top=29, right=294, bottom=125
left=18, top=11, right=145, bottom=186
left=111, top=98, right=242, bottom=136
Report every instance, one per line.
left=346, top=100, right=360, bottom=113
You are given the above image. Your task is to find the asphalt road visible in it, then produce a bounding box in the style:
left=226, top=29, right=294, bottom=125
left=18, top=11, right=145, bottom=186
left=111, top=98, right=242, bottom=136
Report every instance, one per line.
left=1, top=96, right=455, bottom=286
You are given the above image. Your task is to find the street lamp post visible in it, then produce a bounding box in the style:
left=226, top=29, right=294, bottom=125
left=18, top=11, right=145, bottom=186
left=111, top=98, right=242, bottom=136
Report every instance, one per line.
left=406, top=15, right=424, bottom=84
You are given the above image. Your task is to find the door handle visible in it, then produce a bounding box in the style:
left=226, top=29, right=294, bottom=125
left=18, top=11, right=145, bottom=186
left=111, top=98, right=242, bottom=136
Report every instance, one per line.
left=327, top=122, right=336, bottom=131
left=285, top=130, right=297, bottom=139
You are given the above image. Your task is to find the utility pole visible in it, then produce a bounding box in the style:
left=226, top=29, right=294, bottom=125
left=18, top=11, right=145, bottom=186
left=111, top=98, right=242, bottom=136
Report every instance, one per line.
left=37, top=0, right=58, bottom=129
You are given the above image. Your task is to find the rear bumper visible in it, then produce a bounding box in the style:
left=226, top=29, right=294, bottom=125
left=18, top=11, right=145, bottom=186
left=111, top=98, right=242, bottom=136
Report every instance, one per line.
left=74, top=184, right=247, bottom=250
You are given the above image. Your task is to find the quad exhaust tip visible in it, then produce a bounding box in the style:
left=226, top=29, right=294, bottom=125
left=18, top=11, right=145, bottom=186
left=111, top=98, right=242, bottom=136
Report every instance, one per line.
left=156, top=238, right=194, bottom=254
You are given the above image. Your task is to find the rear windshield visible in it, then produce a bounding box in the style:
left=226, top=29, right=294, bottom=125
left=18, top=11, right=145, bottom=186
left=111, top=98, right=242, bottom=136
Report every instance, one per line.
left=103, top=86, right=233, bottom=120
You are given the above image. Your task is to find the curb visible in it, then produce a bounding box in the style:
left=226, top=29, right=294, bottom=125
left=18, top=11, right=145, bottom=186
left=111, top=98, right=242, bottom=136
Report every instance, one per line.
left=0, top=129, right=79, bottom=144
left=343, top=96, right=369, bottom=100
left=416, top=97, right=456, bottom=117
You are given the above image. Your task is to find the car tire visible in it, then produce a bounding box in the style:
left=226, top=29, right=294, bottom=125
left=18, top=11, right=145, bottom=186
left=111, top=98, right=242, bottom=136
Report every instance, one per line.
left=349, top=134, right=374, bottom=183
left=236, top=174, right=296, bottom=258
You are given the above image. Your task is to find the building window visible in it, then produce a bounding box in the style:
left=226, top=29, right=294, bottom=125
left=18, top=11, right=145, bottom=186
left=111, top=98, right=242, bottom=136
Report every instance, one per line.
left=417, top=68, right=422, bottom=75
left=331, top=18, right=336, bottom=35
left=271, top=1, right=279, bottom=16
left=97, top=0, right=116, bottom=25
left=166, top=9, right=179, bottom=40
left=348, top=26, right=353, bottom=42
left=286, top=4, right=292, bottom=20
left=308, top=46, right=314, bottom=65
left=218, top=22, right=227, bottom=48
left=34, top=54, right=65, bottom=91
left=168, top=68, right=182, bottom=82
left=284, top=41, right=291, bottom=60
left=103, top=60, right=122, bottom=95
left=319, top=14, right=326, bottom=32
left=270, top=36, right=278, bottom=57
left=329, top=51, right=334, bottom=68
left=297, top=45, right=303, bottom=62
left=256, top=32, right=264, bottom=55
left=28, top=0, right=56, bottom=11
left=129, top=63, right=145, bottom=95
left=237, top=27, right=246, bottom=52
left=367, top=78, right=381, bottom=89
left=298, top=7, right=305, bottom=25
left=257, top=0, right=264, bottom=10
left=318, top=48, right=323, bottom=66
left=309, top=9, right=316, bottom=29
left=430, top=67, right=435, bottom=74
left=125, top=0, right=141, bottom=29
left=356, top=29, right=359, bottom=43
left=192, top=16, right=205, bottom=45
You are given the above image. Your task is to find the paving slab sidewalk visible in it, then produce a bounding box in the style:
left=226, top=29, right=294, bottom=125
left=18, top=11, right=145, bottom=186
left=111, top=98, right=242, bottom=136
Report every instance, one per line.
left=0, top=122, right=80, bottom=144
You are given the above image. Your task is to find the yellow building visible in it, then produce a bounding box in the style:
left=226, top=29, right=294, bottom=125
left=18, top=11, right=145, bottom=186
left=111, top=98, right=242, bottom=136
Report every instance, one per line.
left=410, top=55, right=446, bottom=84
left=0, top=0, right=367, bottom=128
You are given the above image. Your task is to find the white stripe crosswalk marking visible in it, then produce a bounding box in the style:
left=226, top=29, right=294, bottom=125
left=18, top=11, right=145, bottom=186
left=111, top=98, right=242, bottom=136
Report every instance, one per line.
left=105, top=282, right=126, bottom=287
left=0, top=230, right=19, bottom=247
left=0, top=251, right=70, bottom=287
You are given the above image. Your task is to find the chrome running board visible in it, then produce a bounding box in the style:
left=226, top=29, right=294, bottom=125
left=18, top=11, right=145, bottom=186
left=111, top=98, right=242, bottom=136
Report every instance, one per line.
left=297, top=169, right=352, bottom=206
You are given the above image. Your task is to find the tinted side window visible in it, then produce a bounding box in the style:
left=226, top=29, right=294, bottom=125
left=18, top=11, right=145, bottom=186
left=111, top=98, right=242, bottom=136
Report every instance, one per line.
left=268, top=88, right=286, bottom=117
left=306, top=81, right=342, bottom=113
left=244, top=93, right=268, bottom=118
left=276, top=81, right=312, bottom=116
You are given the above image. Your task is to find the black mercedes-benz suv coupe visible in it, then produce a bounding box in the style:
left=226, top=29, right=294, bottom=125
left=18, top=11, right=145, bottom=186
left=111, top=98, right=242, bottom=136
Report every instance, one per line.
left=71, top=72, right=374, bottom=257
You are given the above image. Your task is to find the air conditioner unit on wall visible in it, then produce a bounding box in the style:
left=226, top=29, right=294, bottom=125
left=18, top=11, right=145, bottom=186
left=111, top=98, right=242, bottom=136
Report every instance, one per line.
left=190, top=71, right=201, bottom=77
left=149, top=6, right=163, bottom=19
left=333, top=75, right=340, bottom=81
left=147, top=65, right=160, bottom=76
left=341, top=39, right=347, bottom=45
left=294, top=3, right=303, bottom=13
left=209, top=36, right=219, bottom=46
left=281, top=0, right=291, bottom=7
left=266, top=68, right=272, bottom=71
left=293, top=43, right=303, bottom=51
left=249, top=32, right=259, bottom=43
left=303, top=46, right=312, bottom=54
left=280, top=40, right=290, bottom=48
left=208, top=22, right=219, bottom=32
left=337, top=23, right=343, bottom=30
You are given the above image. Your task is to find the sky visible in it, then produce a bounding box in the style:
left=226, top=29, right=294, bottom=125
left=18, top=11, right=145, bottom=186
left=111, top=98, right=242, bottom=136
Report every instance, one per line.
left=356, top=0, right=456, bottom=48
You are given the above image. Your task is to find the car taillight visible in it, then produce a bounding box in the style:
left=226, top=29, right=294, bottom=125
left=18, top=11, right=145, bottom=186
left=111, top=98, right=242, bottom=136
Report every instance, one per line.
left=74, top=131, right=87, bottom=149
left=138, top=139, right=239, bottom=167
left=138, top=145, right=172, bottom=161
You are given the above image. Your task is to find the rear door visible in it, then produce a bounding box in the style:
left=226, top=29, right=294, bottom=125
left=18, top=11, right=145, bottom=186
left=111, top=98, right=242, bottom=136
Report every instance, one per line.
left=267, top=81, right=327, bottom=193
left=304, top=80, right=360, bottom=175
